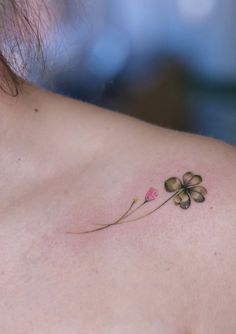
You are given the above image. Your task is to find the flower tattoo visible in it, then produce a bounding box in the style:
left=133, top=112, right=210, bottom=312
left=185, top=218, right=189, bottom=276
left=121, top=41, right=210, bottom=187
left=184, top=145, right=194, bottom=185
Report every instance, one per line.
left=145, top=187, right=158, bottom=202
left=165, top=172, right=207, bottom=209
left=67, top=171, right=207, bottom=234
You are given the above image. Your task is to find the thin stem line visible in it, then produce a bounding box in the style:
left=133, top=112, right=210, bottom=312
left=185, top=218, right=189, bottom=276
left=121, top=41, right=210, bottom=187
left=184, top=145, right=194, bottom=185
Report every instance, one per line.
left=70, top=190, right=182, bottom=234
left=94, top=199, right=151, bottom=228
left=66, top=198, right=138, bottom=234
left=118, top=190, right=182, bottom=225
left=94, top=198, right=139, bottom=227
left=66, top=187, right=185, bottom=235
left=120, top=200, right=147, bottom=219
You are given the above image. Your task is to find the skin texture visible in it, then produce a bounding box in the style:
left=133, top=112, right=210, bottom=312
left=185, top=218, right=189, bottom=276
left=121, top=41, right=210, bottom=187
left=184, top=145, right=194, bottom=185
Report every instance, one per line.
left=0, top=82, right=236, bottom=333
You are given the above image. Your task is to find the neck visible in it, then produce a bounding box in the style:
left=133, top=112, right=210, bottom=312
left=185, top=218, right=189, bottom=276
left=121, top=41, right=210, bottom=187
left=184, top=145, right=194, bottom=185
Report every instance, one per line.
left=0, top=81, right=40, bottom=150
left=0, top=82, right=56, bottom=203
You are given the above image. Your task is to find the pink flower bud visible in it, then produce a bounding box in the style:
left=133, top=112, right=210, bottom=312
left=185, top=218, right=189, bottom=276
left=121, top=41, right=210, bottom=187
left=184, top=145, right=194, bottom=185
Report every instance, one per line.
left=145, top=187, right=158, bottom=202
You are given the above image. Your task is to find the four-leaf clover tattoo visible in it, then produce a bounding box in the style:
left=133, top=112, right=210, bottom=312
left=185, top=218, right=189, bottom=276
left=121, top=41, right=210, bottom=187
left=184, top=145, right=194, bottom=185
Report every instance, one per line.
left=67, top=171, right=207, bottom=234
left=165, top=172, right=207, bottom=209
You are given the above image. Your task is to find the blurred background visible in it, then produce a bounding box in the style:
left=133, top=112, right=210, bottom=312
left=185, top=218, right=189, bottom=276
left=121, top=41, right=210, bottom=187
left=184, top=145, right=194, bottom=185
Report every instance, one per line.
left=33, top=0, right=236, bottom=145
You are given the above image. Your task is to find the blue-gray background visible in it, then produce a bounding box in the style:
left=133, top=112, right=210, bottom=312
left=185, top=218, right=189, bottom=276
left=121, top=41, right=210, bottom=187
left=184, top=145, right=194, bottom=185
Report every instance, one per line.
left=34, top=0, right=236, bottom=145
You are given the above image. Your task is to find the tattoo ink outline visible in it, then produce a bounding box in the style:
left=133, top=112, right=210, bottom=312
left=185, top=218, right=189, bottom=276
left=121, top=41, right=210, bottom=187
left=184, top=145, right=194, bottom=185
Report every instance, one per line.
left=66, top=171, right=207, bottom=234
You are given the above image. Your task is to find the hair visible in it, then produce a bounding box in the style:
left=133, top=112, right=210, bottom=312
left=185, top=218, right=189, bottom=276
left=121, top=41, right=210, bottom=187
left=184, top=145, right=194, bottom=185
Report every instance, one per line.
left=0, top=0, right=46, bottom=96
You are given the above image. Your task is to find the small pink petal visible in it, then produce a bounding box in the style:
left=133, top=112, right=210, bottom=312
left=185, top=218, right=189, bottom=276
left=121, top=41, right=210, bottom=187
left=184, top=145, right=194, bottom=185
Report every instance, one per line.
left=145, top=187, right=158, bottom=202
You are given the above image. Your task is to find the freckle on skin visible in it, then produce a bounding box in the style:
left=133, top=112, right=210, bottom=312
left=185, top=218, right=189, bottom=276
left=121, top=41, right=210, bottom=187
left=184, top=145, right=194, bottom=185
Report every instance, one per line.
left=34, top=108, right=39, bottom=112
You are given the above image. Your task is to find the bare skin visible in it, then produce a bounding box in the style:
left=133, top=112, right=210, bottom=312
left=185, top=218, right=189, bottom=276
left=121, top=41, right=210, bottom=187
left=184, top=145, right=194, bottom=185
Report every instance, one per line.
left=0, top=82, right=236, bottom=333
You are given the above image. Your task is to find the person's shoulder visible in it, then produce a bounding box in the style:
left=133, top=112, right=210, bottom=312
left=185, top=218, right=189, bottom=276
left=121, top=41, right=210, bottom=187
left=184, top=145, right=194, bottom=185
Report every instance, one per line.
left=110, top=109, right=236, bottom=237
left=49, top=90, right=236, bottom=195
left=35, top=91, right=236, bottom=330
left=104, top=106, right=236, bottom=179
left=44, top=89, right=236, bottom=221
left=46, top=87, right=236, bottom=167
left=106, top=114, right=236, bottom=330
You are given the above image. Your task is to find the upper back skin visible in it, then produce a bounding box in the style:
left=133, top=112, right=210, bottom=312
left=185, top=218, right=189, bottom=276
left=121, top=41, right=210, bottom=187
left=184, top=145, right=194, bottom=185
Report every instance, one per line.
left=0, top=85, right=236, bottom=334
